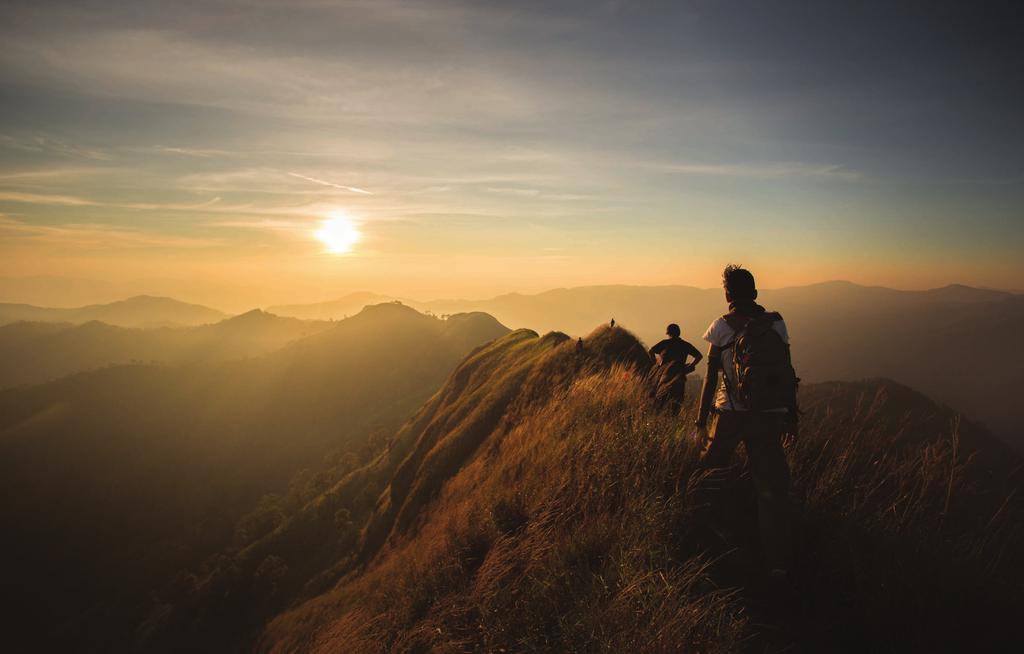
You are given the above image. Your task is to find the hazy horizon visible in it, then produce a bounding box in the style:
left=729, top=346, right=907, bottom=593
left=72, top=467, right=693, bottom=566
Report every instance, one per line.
left=2, top=273, right=1021, bottom=313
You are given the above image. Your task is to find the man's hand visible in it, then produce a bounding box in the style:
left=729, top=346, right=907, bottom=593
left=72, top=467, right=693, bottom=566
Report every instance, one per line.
left=782, top=409, right=799, bottom=447
left=692, top=420, right=709, bottom=449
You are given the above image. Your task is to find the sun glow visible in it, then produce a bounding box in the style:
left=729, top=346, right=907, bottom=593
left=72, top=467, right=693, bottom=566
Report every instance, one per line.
left=314, top=211, right=362, bottom=254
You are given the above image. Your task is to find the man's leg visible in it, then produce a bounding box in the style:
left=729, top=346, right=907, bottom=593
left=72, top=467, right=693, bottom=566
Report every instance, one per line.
left=700, top=410, right=742, bottom=468
left=742, top=413, right=794, bottom=572
left=668, top=373, right=686, bottom=416
left=685, top=411, right=745, bottom=550
left=690, top=411, right=743, bottom=510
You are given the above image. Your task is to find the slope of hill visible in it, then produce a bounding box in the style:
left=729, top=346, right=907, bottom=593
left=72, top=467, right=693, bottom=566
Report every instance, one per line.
left=236, top=326, right=1021, bottom=654
left=267, top=292, right=397, bottom=321
left=0, top=295, right=227, bottom=327
left=0, top=304, right=510, bottom=651
left=118, top=324, right=1024, bottom=653
left=422, top=282, right=1024, bottom=446
left=0, top=310, right=334, bottom=388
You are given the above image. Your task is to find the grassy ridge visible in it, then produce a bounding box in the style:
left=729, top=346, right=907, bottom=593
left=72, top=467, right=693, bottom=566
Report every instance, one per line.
left=257, top=326, right=1022, bottom=653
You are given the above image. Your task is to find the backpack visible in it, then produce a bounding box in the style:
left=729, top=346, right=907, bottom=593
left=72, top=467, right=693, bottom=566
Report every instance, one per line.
left=723, top=312, right=798, bottom=411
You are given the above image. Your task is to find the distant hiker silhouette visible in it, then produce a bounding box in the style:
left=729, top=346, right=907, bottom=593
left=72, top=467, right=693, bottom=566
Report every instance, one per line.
left=576, top=337, right=584, bottom=354
left=649, top=323, right=701, bottom=415
left=694, top=265, right=799, bottom=581
left=610, top=318, right=615, bottom=328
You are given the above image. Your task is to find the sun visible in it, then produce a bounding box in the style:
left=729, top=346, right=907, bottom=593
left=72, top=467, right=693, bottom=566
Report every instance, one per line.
left=314, top=211, right=362, bottom=254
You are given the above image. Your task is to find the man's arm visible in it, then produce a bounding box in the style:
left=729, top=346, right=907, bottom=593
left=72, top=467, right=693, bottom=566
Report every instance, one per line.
left=695, top=344, right=721, bottom=428
left=648, top=339, right=666, bottom=361
left=685, top=341, right=703, bottom=373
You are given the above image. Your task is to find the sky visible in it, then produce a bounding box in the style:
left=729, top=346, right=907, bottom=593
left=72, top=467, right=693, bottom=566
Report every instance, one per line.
left=1, top=0, right=1022, bottom=309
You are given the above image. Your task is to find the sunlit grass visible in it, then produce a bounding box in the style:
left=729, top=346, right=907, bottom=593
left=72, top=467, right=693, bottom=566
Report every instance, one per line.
left=259, top=327, right=1022, bottom=653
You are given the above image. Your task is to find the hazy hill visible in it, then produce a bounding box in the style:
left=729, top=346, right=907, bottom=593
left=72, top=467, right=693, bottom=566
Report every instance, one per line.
left=267, top=292, right=398, bottom=321
left=421, top=282, right=1024, bottom=445
left=120, top=325, right=1023, bottom=653
left=0, top=310, right=334, bottom=388
left=0, top=303, right=509, bottom=651
left=0, top=295, right=226, bottom=328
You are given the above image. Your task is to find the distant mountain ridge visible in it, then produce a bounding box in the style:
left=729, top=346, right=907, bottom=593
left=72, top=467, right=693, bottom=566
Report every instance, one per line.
left=0, top=294, right=226, bottom=327
left=2, top=282, right=1021, bottom=446
left=0, top=309, right=335, bottom=388
left=415, top=281, right=1023, bottom=446
left=267, top=292, right=399, bottom=321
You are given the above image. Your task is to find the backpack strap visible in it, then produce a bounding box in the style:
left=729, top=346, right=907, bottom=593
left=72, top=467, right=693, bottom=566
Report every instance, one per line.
left=721, top=313, right=750, bottom=346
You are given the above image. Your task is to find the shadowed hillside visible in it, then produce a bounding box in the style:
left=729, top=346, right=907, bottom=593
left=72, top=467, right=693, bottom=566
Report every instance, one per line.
left=0, top=304, right=509, bottom=651
left=245, top=325, right=1022, bottom=654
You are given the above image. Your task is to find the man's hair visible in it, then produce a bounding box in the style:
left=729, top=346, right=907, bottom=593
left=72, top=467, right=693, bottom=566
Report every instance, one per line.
left=722, top=264, right=756, bottom=300
left=666, top=323, right=681, bottom=337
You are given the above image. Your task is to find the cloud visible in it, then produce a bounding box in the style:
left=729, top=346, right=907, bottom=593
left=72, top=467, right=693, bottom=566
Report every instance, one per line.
left=0, top=216, right=220, bottom=249
left=0, top=134, right=111, bottom=161
left=287, top=172, right=373, bottom=195
left=0, top=191, right=224, bottom=211
left=649, top=161, right=863, bottom=181
left=0, top=191, right=96, bottom=206
left=211, top=218, right=310, bottom=233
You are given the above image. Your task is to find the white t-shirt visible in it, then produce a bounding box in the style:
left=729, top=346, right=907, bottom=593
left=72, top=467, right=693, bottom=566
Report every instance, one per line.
left=702, top=314, right=790, bottom=411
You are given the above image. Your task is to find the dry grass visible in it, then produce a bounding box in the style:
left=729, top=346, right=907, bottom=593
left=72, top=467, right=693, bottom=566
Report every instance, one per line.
left=260, top=329, right=1023, bottom=654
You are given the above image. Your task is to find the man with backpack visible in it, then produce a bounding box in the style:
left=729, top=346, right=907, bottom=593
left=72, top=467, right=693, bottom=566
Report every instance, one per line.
left=694, top=265, right=799, bottom=582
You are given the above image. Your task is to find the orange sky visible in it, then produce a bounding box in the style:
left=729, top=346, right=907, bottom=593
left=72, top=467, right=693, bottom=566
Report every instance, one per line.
left=1, top=1, right=1022, bottom=310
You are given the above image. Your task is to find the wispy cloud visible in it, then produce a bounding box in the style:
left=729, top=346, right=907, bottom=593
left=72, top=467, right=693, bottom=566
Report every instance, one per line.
left=0, top=191, right=223, bottom=211
left=649, top=161, right=863, bottom=182
left=0, top=191, right=96, bottom=206
left=0, top=216, right=219, bottom=249
left=287, top=172, right=373, bottom=195
left=0, top=134, right=111, bottom=161
left=211, top=218, right=309, bottom=233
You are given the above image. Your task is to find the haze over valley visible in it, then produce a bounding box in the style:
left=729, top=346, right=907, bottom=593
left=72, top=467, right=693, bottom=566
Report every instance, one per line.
left=5, top=280, right=1020, bottom=448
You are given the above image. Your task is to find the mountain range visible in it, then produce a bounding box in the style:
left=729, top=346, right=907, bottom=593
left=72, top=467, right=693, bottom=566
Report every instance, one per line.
left=0, top=310, right=335, bottom=388
left=4, top=282, right=1021, bottom=448
left=0, top=295, right=226, bottom=328
left=277, top=282, right=1024, bottom=447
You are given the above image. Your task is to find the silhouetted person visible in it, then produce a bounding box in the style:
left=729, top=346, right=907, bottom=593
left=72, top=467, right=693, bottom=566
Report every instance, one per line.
left=694, top=265, right=799, bottom=583
left=610, top=318, right=615, bottom=328
left=649, top=323, right=701, bottom=415
left=576, top=337, right=584, bottom=354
